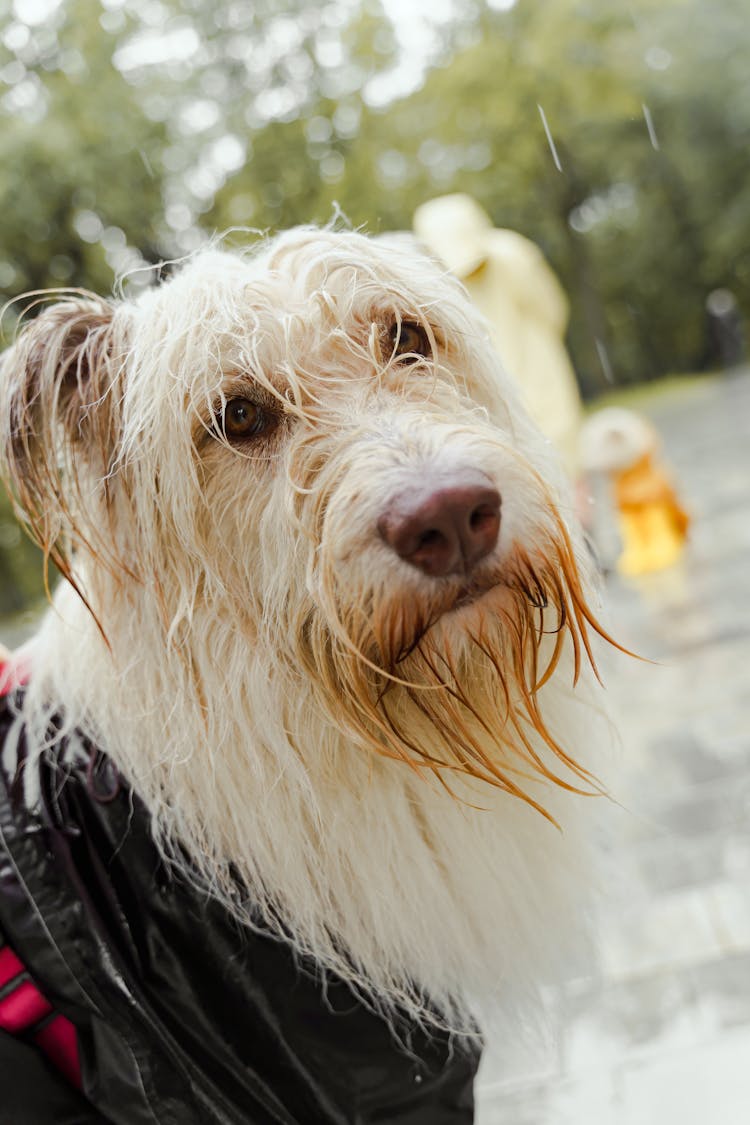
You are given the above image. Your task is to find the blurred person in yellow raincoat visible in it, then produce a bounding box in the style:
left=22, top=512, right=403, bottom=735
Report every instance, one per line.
left=580, top=408, right=690, bottom=577
left=413, top=193, right=583, bottom=478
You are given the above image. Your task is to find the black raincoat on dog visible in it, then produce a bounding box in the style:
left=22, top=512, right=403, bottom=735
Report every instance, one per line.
left=0, top=689, right=479, bottom=1124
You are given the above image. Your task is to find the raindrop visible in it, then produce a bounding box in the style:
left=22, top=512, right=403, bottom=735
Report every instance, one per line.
left=594, top=337, right=615, bottom=384
left=642, top=103, right=660, bottom=151
left=537, top=104, right=563, bottom=173
left=138, top=147, right=155, bottom=178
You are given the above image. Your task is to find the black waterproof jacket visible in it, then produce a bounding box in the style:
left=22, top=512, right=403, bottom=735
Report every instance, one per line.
left=0, top=690, right=479, bottom=1124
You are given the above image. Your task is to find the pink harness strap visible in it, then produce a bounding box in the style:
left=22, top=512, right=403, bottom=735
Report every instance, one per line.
left=34, top=1014, right=82, bottom=1088
left=0, top=649, right=31, bottom=695
left=0, top=650, right=83, bottom=1090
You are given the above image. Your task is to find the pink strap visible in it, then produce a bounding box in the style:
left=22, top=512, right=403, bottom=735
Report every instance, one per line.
left=0, top=650, right=31, bottom=696
left=34, top=1014, right=82, bottom=1088
left=0, top=943, right=24, bottom=986
left=0, top=652, right=82, bottom=1089
left=0, top=964, right=82, bottom=1088
left=0, top=658, right=13, bottom=696
left=0, top=977, right=53, bottom=1032
left=0, top=938, right=82, bottom=1090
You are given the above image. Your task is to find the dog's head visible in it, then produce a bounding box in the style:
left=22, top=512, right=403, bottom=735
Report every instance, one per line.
left=1, top=228, right=614, bottom=811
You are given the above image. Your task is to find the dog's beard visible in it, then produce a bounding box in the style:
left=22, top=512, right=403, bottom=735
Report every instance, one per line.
left=305, top=506, right=615, bottom=821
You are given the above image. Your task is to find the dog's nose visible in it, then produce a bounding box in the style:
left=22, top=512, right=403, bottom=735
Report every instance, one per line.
left=378, top=476, right=501, bottom=577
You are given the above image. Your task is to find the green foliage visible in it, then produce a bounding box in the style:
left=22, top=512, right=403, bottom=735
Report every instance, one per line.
left=0, top=0, right=166, bottom=302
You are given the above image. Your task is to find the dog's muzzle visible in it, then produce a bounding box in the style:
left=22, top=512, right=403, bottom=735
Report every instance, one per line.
left=377, top=472, right=501, bottom=578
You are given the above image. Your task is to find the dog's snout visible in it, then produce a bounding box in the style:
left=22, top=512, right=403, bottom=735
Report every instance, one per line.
left=378, top=476, right=501, bottom=577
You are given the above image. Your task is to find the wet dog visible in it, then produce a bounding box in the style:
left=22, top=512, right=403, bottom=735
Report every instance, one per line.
left=1, top=228, right=617, bottom=1036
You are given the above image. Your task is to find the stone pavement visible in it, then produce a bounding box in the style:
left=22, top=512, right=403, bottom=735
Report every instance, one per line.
left=477, top=368, right=750, bottom=1123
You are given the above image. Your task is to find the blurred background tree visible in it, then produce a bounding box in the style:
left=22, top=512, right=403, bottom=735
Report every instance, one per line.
left=0, top=0, right=165, bottom=297
left=0, top=0, right=748, bottom=614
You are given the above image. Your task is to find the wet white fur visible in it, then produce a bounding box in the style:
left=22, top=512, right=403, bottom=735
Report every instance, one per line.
left=1, top=228, right=613, bottom=1033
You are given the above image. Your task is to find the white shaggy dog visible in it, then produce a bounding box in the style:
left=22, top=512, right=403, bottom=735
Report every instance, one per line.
left=1, top=227, right=618, bottom=1042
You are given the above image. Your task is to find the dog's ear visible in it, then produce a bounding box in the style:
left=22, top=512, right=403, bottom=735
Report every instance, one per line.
left=0, top=295, right=127, bottom=583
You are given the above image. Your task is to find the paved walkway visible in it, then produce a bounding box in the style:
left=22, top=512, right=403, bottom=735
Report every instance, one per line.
left=478, top=369, right=750, bottom=1123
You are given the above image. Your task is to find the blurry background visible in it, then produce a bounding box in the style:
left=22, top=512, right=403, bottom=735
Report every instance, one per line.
left=1, top=3, right=750, bottom=1121
left=1, top=0, right=749, bottom=618
left=0, top=0, right=748, bottom=617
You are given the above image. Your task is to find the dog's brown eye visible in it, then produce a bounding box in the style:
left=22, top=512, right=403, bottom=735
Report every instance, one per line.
left=221, top=398, right=268, bottom=440
left=389, top=321, right=431, bottom=363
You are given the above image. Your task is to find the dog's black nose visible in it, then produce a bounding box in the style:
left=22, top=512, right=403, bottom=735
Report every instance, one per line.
left=378, top=476, right=501, bottom=577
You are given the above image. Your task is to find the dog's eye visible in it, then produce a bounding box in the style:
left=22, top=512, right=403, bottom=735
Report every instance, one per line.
left=389, top=321, right=431, bottom=364
left=220, top=398, right=269, bottom=440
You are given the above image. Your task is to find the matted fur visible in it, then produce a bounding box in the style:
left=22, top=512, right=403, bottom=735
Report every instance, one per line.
left=0, top=228, right=618, bottom=1033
